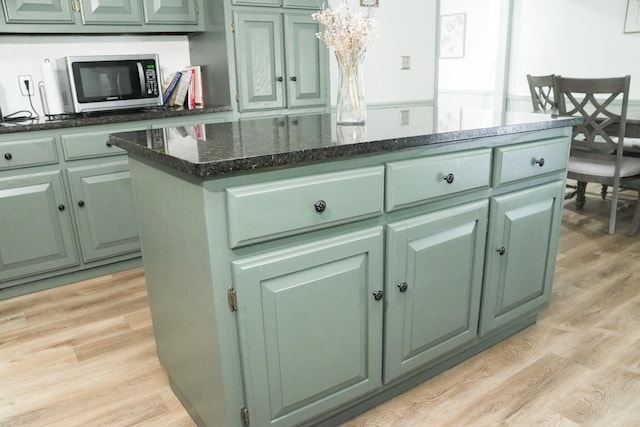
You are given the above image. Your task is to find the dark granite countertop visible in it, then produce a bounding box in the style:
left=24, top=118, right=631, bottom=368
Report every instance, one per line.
left=110, top=107, right=583, bottom=178
left=0, top=105, right=232, bottom=134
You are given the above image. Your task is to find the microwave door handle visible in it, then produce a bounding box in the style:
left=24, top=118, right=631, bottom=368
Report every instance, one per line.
left=136, top=62, right=145, bottom=95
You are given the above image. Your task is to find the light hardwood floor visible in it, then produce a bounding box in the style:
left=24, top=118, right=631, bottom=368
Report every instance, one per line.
left=2, top=183, right=640, bottom=427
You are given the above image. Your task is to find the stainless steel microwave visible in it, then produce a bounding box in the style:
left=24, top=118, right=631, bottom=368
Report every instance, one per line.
left=55, top=54, right=163, bottom=113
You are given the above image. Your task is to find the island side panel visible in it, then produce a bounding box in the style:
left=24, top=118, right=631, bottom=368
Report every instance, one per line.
left=127, top=156, right=240, bottom=427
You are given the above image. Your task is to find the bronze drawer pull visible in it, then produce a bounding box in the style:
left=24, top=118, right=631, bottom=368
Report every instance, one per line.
left=443, top=173, right=455, bottom=184
left=535, top=158, right=545, bottom=167
left=314, top=200, right=327, bottom=213
left=4, top=153, right=12, bottom=160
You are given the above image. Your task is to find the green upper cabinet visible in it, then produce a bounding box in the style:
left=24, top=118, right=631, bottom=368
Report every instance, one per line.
left=67, top=160, right=140, bottom=263
left=284, top=12, right=328, bottom=109
left=480, top=180, right=564, bottom=335
left=1, top=0, right=202, bottom=32
left=232, top=227, right=384, bottom=426
left=384, top=200, right=488, bottom=383
left=234, top=11, right=285, bottom=111
left=1, top=0, right=74, bottom=23
left=142, top=0, right=199, bottom=25
left=232, top=0, right=319, bottom=9
left=233, top=10, right=328, bottom=112
left=79, top=0, right=142, bottom=25
left=0, top=171, right=79, bottom=285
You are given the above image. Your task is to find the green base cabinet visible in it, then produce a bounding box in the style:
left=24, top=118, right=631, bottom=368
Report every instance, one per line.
left=232, top=228, right=383, bottom=427
left=384, top=200, right=488, bottom=382
left=67, top=160, right=140, bottom=263
left=0, top=171, right=78, bottom=285
left=480, top=180, right=564, bottom=335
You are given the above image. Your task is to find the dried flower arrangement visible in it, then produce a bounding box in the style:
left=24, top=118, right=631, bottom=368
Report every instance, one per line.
left=312, top=1, right=382, bottom=58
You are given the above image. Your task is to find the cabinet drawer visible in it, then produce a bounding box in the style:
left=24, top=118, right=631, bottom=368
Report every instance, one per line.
left=61, top=130, right=129, bottom=160
left=227, top=166, right=384, bottom=247
left=493, top=137, right=569, bottom=186
left=385, top=148, right=492, bottom=211
left=0, top=137, right=58, bottom=170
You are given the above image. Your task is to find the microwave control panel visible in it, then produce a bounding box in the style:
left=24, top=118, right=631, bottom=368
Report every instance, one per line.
left=143, top=60, right=160, bottom=97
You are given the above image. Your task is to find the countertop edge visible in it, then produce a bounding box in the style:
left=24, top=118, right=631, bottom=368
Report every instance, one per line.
left=110, top=114, right=583, bottom=179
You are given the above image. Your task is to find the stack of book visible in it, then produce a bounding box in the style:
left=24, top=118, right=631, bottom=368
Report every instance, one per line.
left=161, top=66, right=205, bottom=109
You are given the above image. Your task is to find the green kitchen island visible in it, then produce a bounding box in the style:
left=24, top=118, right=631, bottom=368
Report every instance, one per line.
left=110, top=107, right=581, bottom=427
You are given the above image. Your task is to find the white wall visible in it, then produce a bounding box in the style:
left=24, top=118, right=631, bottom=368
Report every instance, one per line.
left=0, top=35, right=190, bottom=116
left=327, top=0, right=438, bottom=107
left=439, top=0, right=499, bottom=92
left=509, top=0, right=640, bottom=99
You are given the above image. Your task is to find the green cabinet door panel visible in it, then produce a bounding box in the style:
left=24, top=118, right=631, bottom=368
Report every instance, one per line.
left=0, top=171, right=78, bottom=284
left=232, top=227, right=384, bottom=426
left=284, top=12, right=328, bottom=109
left=79, top=0, right=142, bottom=25
left=384, top=200, right=488, bottom=382
left=283, top=0, right=321, bottom=8
left=142, top=0, right=198, bottom=25
left=1, top=0, right=74, bottom=23
left=234, top=11, right=285, bottom=111
left=232, top=0, right=281, bottom=6
left=480, top=180, right=564, bottom=335
left=67, top=161, right=140, bottom=263
left=232, top=0, right=320, bottom=7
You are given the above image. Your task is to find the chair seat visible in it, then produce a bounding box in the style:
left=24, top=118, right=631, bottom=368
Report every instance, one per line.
left=568, top=156, right=640, bottom=179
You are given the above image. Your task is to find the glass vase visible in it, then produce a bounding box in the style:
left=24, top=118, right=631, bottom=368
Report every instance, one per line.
left=335, top=50, right=366, bottom=125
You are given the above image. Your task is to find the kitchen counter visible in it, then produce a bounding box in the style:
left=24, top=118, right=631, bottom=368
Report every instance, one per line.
left=110, top=107, right=582, bottom=178
left=111, top=106, right=582, bottom=427
left=0, top=104, right=232, bottom=134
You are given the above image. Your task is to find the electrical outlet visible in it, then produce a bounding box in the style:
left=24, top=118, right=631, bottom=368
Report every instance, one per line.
left=401, top=56, right=411, bottom=70
left=19, top=75, right=34, bottom=96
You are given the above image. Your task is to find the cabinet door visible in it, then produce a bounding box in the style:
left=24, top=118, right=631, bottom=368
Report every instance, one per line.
left=1, top=0, right=74, bottom=23
left=284, top=12, right=328, bottom=109
left=142, top=0, right=198, bottom=24
left=283, top=0, right=320, bottom=8
left=234, top=11, right=285, bottom=112
left=232, top=227, right=383, bottom=427
left=0, top=171, right=78, bottom=285
left=384, top=200, right=488, bottom=382
left=480, top=180, right=564, bottom=335
left=67, top=160, right=140, bottom=263
left=79, top=0, right=141, bottom=25
left=232, top=0, right=280, bottom=6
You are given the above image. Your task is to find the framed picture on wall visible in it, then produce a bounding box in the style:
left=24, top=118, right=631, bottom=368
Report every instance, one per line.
left=440, top=13, right=466, bottom=58
left=360, top=0, right=379, bottom=6
left=624, top=0, right=640, bottom=33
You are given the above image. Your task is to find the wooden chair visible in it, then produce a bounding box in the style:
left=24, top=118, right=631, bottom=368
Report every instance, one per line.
left=527, top=74, right=556, bottom=112
left=554, top=75, right=640, bottom=235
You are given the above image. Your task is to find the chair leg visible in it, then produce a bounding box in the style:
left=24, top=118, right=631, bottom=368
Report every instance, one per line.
left=576, top=181, right=587, bottom=209
left=601, top=185, right=608, bottom=200
left=608, top=184, right=619, bottom=235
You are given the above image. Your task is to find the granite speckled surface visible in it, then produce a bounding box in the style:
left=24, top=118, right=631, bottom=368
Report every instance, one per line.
left=110, top=107, right=583, bottom=178
left=0, top=105, right=232, bottom=134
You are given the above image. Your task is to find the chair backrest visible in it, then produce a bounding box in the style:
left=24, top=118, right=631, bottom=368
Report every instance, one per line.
left=553, top=75, right=630, bottom=160
left=527, top=74, right=556, bottom=112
